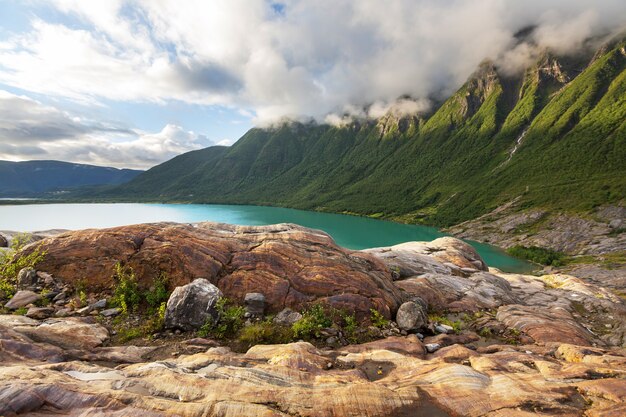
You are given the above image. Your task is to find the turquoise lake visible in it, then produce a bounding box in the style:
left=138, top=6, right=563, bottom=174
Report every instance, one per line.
left=0, top=203, right=535, bottom=273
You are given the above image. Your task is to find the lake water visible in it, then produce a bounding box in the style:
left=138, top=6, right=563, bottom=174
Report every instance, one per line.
left=0, top=203, right=535, bottom=273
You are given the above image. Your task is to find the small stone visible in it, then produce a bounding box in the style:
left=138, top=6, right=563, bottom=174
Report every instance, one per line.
left=326, top=362, right=333, bottom=369
left=425, top=343, right=441, bottom=353
left=91, top=299, right=107, bottom=310
left=416, top=333, right=424, bottom=340
left=26, top=307, right=55, bottom=319
left=326, top=336, right=338, bottom=345
left=76, top=306, right=91, bottom=315
left=244, top=292, right=266, bottom=317
left=101, top=308, right=122, bottom=317
left=55, top=308, right=71, bottom=317
left=435, top=324, right=453, bottom=334
left=4, top=290, right=41, bottom=310
left=17, top=268, right=38, bottom=289
left=53, top=292, right=67, bottom=302
left=273, top=308, right=303, bottom=326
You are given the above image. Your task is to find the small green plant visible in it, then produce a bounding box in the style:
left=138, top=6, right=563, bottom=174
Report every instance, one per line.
left=478, top=327, right=493, bottom=338
left=116, top=326, right=144, bottom=343
left=0, top=233, right=46, bottom=298
left=198, top=298, right=245, bottom=339
left=340, top=311, right=358, bottom=343
left=112, top=263, right=141, bottom=315
left=14, top=307, right=28, bottom=316
left=370, top=308, right=389, bottom=329
left=292, top=304, right=333, bottom=339
left=79, top=290, right=88, bottom=307
left=238, top=320, right=293, bottom=346
left=145, top=272, right=170, bottom=313
left=428, top=314, right=462, bottom=333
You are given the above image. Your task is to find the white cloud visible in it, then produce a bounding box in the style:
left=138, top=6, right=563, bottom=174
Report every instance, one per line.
left=0, top=0, right=624, bottom=125
left=0, top=90, right=212, bottom=169
left=0, top=0, right=624, bottom=167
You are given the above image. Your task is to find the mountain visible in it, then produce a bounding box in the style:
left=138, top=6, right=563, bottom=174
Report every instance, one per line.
left=0, top=160, right=142, bottom=197
left=100, top=37, right=625, bottom=229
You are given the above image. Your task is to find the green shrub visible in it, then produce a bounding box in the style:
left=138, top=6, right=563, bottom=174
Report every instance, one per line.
left=506, top=245, right=565, bottom=266
left=14, top=307, right=28, bottom=316
left=370, top=308, right=389, bottom=329
left=145, top=272, right=170, bottom=312
left=112, top=263, right=141, bottom=314
left=340, top=311, right=358, bottom=343
left=198, top=298, right=245, bottom=339
left=0, top=233, right=46, bottom=298
left=238, top=320, right=293, bottom=346
left=292, top=304, right=334, bottom=340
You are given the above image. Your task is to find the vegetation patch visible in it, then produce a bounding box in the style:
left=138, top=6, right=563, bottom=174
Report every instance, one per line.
left=0, top=233, right=47, bottom=299
left=507, top=245, right=565, bottom=266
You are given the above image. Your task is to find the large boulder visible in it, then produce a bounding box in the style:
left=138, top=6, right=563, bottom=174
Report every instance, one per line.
left=395, top=300, right=428, bottom=332
left=164, top=278, right=223, bottom=331
left=18, top=222, right=403, bottom=319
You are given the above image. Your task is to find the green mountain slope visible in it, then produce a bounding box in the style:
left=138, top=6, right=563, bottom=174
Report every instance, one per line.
left=100, top=39, right=626, bottom=228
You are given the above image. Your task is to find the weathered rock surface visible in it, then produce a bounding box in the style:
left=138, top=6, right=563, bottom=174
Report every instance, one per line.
left=273, top=307, right=303, bottom=326
left=12, top=317, right=109, bottom=350
left=17, top=222, right=403, bottom=318
left=0, top=233, right=7, bottom=247
left=164, top=278, right=223, bottom=331
left=17, top=267, right=38, bottom=289
left=1, top=324, right=625, bottom=417
left=447, top=202, right=626, bottom=256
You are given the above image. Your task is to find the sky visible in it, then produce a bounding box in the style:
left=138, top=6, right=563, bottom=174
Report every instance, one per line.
left=0, top=1, right=624, bottom=169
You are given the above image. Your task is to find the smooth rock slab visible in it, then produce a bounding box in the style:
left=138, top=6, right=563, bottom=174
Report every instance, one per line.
left=14, top=317, right=109, bottom=350
left=4, top=290, right=41, bottom=309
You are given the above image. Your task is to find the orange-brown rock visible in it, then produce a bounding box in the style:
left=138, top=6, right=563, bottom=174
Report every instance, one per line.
left=18, top=222, right=402, bottom=318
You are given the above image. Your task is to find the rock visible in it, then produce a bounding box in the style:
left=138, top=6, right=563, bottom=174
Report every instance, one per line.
left=435, top=324, right=453, bottom=334
left=54, top=308, right=71, bottom=317
left=17, top=222, right=403, bottom=318
left=425, top=343, right=441, bottom=353
left=25, top=307, right=54, bottom=319
left=53, top=291, right=66, bottom=302
left=244, top=292, right=265, bottom=317
left=4, top=290, right=41, bottom=309
left=101, top=307, right=122, bottom=317
left=17, top=267, right=38, bottom=289
left=76, top=306, right=91, bottom=315
left=13, top=317, right=109, bottom=350
left=395, top=301, right=427, bottom=332
left=164, top=278, right=223, bottom=331
left=0, top=234, right=7, bottom=247
left=273, top=307, right=303, bottom=326
left=91, top=299, right=107, bottom=310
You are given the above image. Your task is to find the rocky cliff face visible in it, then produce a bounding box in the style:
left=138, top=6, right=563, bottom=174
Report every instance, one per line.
left=18, top=222, right=403, bottom=319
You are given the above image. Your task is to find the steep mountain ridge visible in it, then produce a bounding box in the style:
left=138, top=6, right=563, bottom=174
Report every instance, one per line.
left=100, top=38, right=625, bottom=237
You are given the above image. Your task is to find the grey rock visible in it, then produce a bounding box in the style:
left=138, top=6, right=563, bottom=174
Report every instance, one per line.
left=4, top=290, right=41, bottom=309
left=396, top=301, right=427, bottom=332
left=55, top=308, right=71, bottom=318
left=17, top=268, right=38, bottom=289
left=100, top=307, right=122, bottom=317
left=53, top=292, right=67, bottom=302
left=0, top=234, right=7, bottom=247
left=76, top=306, right=91, bottom=315
left=164, top=278, right=223, bottom=331
left=435, top=324, right=453, bottom=334
left=26, top=307, right=55, bottom=319
left=273, top=308, right=303, bottom=326
left=244, top=292, right=266, bottom=317
left=91, top=299, right=107, bottom=310
left=425, top=343, right=441, bottom=353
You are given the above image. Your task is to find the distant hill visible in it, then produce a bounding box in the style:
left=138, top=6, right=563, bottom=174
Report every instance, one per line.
left=97, top=36, right=625, bottom=228
left=0, top=160, right=142, bottom=197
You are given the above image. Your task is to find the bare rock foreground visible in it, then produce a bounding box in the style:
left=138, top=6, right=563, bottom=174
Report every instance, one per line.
left=1, top=222, right=625, bottom=416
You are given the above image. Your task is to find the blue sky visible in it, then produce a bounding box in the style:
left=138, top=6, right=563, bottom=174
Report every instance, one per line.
left=0, top=0, right=623, bottom=169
